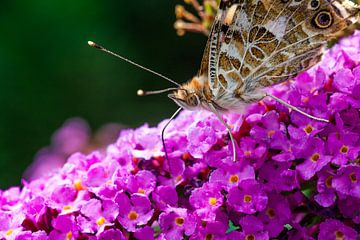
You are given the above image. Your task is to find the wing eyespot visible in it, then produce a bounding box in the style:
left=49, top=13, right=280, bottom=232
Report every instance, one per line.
left=312, top=10, right=333, bottom=29
left=309, top=0, right=320, bottom=10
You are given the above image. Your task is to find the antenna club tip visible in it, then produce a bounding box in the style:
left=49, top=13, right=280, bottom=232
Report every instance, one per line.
left=137, top=89, right=145, bottom=96
left=87, top=41, right=102, bottom=49
left=87, top=41, right=96, bottom=47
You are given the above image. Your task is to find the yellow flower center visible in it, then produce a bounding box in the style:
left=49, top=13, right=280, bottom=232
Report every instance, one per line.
left=335, top=230, right=345, bottom=240
left=175, top=175, right=182, bottom=183
left=63, top=205, right=72, bottom=211
left=245, top=234, right=255, bottom=240
left=244, top=151, right=252, bottom=156
left=266, top=208, right=276, bottom=219
left=304, top=124, right=314, bottom=134
left=96, top=217, right=106, bottom=226
left=74, top=180, right=84, bottom=191
left=303, top=96, right=310, bottom=103
left=243, top=195, right=252, bottom=203
left=209, top=197, right=217, bottom=206
left=311, top=153, right=320, bottom=162
left=229, top=175, right=239, bottom=184
left=205, top=233, right=213, bottom=240
left=310, top=87, right=317, bottom=94
left=66, top=231, right=72, bottom=240
left=349, top=172, right=357, bottom=183
left=138, top=188, right=145, bottom=194
left=340, top=145, right=349, bottom=154
left=6, top=230, right=13, bottom=236
left=267, top=130, right=275, bottom=138
left=175, top=217, right=185, bottom=226
left=128, top=211, right=139, bottom=221
left=325, top=176, right=333, bottom=188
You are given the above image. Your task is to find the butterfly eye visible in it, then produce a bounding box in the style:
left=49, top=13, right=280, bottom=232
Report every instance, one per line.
left=309, top=0, right=320, bottom=10
left=187, top=94, right=200, bottom=107
left=313, top=10, right=333, bottom=28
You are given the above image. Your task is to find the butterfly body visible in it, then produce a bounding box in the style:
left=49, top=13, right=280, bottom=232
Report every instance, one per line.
left=170, top=0, right=359, bottom=113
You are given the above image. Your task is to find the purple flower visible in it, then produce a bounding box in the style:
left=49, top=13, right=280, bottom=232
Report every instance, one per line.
left=314, top=168, right=337, bottom=207
left=209, top=164, right=255, bottom=191
left=134, top=226, right=154, bottom=240
left=84, top=163, right=109, bottom=187
left=327, top=131, right=360, bottom=166
left=159, top=207, right=196, bottom=239
left=288, top=113, right=326, bottom=141
left=227, top=179, right=268, bottom=214
left=259, top=161, right=298, bottom=192
left=338, top=197, right=360, bottom=224
left=50, top=184, right=77, bottom=205
left=8, top=230, right=48, bottom=240
left=49, top=215, right=79, bottom=239
left=126, top=170, right=156, bottom=196
left=152, top=185, right=178, bottom=210
left=287, top=223, right=315, bottom=240
left=2, top=186, right=20, bottom=203
left=187, top=117, right=219, bottom=158
left=238, top=137, right=267, bottom=169
left=78, top=198, right=119, bottom=233
left=0, top=210, right=25, bottom=237
left=115, top=192, right=153, bottom=232
left=189, top=182, right=223, bottom=221
left=132, top=124, right=164, bottom=160
left=296, top=138, right=332, bottom=180
left=237, top=215, right=269, bottom=240
left=250, top=111, right=285, bottom=146
left=318, top=219, right=357, bottom=240
left=258, top=193, right=291, bottom=238
left=332, top=165, right=360, bottom=198
left=97, top=229, right=126, bottom=240
left=333, top=68, right=356, bottom=94
left=189, top=221, right=227, bottom=240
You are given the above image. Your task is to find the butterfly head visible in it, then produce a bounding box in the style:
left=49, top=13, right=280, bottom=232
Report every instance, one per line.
left=168, top=88, right=201, bottom=110
left=168, top=76, right=207, bottom=110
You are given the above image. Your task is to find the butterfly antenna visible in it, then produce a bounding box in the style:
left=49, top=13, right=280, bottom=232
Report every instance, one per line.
left=137, top=88, right=179, bottom=96
left=87, top=41, right=181, bottom=87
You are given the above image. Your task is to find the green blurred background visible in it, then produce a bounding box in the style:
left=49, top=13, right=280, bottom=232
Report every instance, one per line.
left=0, top=0, right=207, bottom=188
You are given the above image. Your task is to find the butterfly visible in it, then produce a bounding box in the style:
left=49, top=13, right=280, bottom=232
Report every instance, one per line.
left=89, top=0, right=359, bottom=161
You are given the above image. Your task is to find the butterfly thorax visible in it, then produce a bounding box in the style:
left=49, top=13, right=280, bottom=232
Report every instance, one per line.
left=169, top=74, right=261, bottom=112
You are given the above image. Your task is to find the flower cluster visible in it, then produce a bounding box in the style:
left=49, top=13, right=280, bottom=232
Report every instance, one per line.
left=23, top=118, right=123, bottom=181
left=1, top=33, right=360, bottom=239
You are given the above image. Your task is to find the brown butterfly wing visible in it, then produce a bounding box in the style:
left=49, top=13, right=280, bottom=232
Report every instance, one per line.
left=201, top=0, right=359, bottom=105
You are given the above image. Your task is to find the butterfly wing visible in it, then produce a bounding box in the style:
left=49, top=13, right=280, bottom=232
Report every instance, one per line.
left=203, top=0, right=359, bottom=111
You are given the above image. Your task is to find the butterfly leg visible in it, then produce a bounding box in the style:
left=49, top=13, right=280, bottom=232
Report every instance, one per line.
left=208, top=102, right=238, bottom=162
left=265, top=93, right=329, bottom=123
left=161, top=107, right=183, bottom=165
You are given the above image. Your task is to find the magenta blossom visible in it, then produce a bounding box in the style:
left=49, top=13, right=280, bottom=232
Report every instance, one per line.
left=227, top=179, right=268, bottom=214
left=318, top=219, right=358, bottom=240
